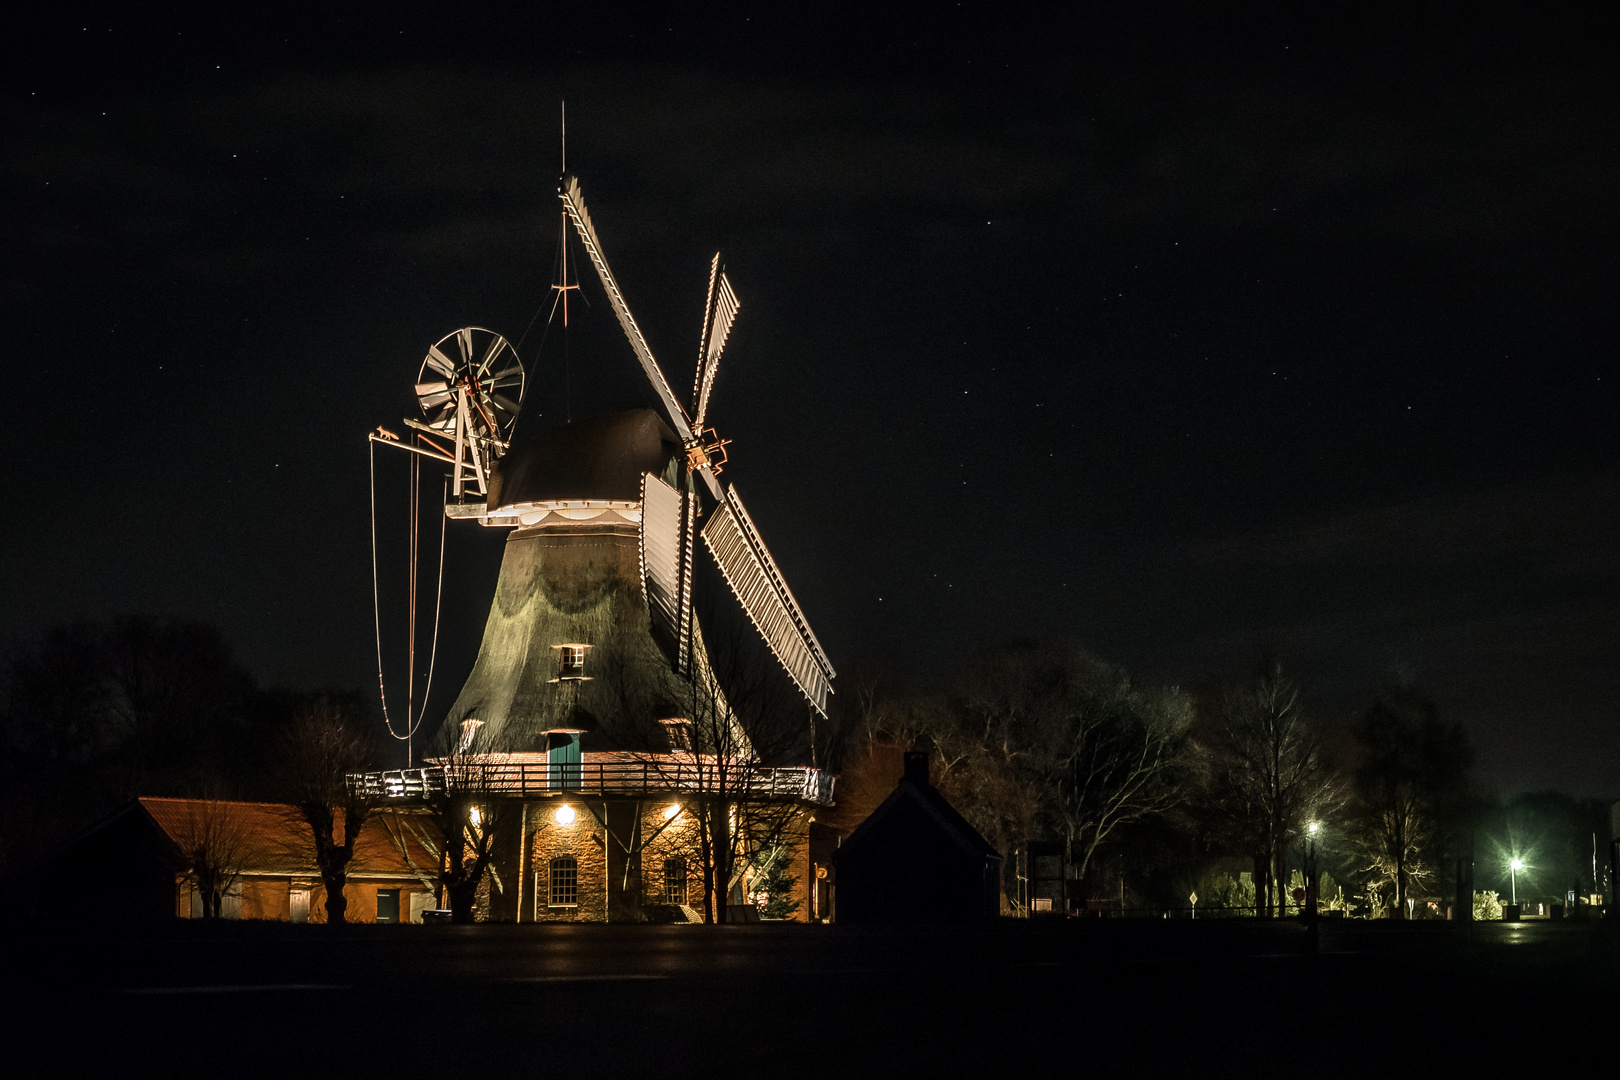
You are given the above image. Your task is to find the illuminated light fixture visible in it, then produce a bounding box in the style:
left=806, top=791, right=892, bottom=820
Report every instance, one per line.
left=663, top=804, right=681, bottom=821
left=469, top=805, right=482, bottom=828
left=1307, top=821, right=1320, bottom=837
left=554, top=803, right=576, bottom=826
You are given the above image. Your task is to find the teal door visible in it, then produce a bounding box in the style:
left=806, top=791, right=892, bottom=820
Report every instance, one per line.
left=548, top=733, right=582, bottom=790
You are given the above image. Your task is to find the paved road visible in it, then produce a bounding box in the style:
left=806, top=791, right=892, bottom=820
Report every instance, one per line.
left=12, top=920, right=1615, bottom=1076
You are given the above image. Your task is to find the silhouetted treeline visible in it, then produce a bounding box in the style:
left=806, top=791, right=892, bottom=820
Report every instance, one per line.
left=844, top=642, right=1612, bottom=916
left=0, top=617, right=377, bottom=880
left=3, top=618, right=1610, bottom=916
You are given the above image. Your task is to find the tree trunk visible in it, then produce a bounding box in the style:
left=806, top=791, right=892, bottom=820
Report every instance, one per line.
left=313, top=833, right=354, bottom=925
left=1271, top=849, right=1281, bottom=916
left=446, top=827, right=476, bottom=924
left=322, top=870, right=349, bottom=925
left=713, top=802, right=733, bottom=922
left=1394, top=814, right=1407, bottom=918
left=448, top=878, right=478, bottom=923
left=697, top=803, right=715, bottom=924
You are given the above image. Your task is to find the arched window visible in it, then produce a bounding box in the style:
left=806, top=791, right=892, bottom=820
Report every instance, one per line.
left=662, top=858, right=687, bottom=905
left=549, top=856, right=578, bottom=907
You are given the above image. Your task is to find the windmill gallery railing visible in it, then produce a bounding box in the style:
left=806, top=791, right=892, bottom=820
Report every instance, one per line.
left=347, top=759, right=836, bottom=806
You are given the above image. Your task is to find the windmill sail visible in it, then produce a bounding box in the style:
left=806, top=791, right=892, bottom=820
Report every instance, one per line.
left=639, top=472, right=691, bottom=673
left=702, top=486, right=834, bottom=716
left=693, top=253, right=739, bottom=429
left=559, top=178, right=695, bottom=440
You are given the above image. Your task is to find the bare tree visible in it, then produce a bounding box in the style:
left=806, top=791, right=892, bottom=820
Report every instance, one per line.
left=169, top=793, right=252, bottom=918
left=1350, top=691, right=1473, bottom=918
left=1199, top=661, right=1343, bottom=917
left=417, top=727, right=513, bottom=923
left=275, top=695, right=379, bottom=925
left=1043, top=664, right=1193, bottom=884
left=644, top=615, right=814, bottom=924
left=866, top=643, right=1193, bottom=904
left=99, top=618, right=256, bottom=797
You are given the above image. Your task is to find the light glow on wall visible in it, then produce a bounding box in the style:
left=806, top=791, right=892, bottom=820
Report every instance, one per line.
left=554, top=803, right=576, bottom=826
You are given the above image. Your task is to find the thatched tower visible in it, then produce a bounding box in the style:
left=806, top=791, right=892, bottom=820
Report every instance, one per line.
left=442, top=409, right=723, bottom=755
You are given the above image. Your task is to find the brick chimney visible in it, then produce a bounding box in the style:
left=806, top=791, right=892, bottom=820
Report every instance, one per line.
left=902, top=751, right=930, bottom=787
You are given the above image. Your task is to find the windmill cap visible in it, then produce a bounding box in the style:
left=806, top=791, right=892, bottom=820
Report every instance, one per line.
left=489, top=409, right=680, bottom=508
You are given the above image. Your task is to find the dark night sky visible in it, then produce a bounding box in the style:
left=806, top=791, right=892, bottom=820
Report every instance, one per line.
left=6, top=5, right=1617, bottom=796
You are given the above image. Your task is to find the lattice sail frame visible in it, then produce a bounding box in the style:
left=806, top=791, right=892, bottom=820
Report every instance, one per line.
left=639, top=472, right=696, bottom=677
left=702, top=487, right=834, bottom=716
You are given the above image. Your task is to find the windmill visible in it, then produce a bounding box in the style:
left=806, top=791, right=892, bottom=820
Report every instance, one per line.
left=559, top=174, right=836, bottom=717
left=368, top=172, right=834, bottom=765
left=356, top=165, right=838, bottom=928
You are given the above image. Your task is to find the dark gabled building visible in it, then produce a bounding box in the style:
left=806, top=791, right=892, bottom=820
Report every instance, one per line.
left=40, top=798, right=191, bottom=922
left=835, top=752, right=1002, bottom=923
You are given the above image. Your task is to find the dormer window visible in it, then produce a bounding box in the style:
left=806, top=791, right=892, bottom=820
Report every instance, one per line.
left=549, top=643, right=593, bottom=683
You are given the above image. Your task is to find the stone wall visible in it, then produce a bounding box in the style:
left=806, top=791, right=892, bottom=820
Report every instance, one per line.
left=500, top=797, right=819, bottom=923
left=527, top=801, right=611, bottom=922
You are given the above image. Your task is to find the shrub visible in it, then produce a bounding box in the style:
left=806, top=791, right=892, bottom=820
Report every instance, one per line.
left=1473, top=890, right=1503, bottom=921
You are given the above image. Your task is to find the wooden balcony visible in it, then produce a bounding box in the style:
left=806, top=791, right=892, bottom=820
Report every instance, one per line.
left=347, top=758, right=836, bottom=806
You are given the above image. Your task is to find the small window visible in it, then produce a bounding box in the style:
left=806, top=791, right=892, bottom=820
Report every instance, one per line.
left=551, top=643, right=593, bottom=682
left=662, top=858, right=687, bottom=905
left=550, top=856, right=579, bottom=907
left=660, top=718, right=692, bottom=752
left=376, top=888, right=400, bottom=923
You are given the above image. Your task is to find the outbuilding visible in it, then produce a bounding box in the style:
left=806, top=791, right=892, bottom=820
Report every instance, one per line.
left=835, top=752, right=1002, bottom=922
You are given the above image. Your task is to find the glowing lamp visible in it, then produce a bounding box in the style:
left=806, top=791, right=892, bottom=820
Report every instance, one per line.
left=554, top=803, right=576, bottom=826
left=663, top=804, right=681, bottom=821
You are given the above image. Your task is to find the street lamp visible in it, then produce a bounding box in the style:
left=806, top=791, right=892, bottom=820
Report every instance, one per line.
left=1305, top=822, right=1321, bottom=911
left=1302, top=820, right=1322, bottom=951
left=1509, top=857, right=1524, bottom=905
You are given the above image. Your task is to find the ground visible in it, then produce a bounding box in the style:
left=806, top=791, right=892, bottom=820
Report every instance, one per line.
left=11, top=919, right=1615, bottom=1075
